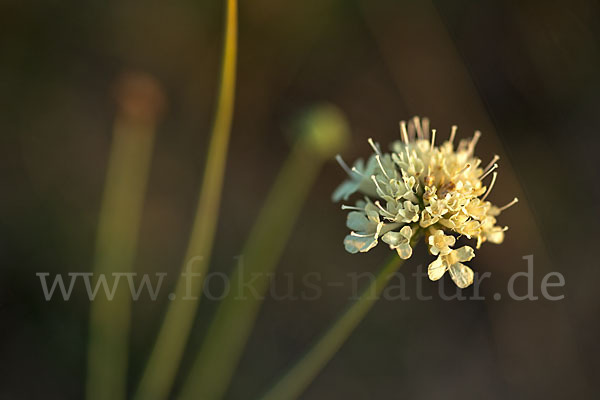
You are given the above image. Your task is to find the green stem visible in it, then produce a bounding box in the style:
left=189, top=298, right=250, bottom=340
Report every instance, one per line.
left=177, top=144, right=322, bottom=400
left=260, top=233, right=420, bottom=400
left=86, top=98, right=160, bottom=400
left=133, top=1, right=237, bottom=399
left=175, top=104, right=350, bottom=400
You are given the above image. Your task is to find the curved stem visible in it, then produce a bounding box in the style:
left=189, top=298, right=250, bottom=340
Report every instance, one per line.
left=260, top=233, right=421, bottom=400
left=133, top=1, right=237, bottom=399
left=86, top=115, right=157, bottom=400
left=177, top=145, right=321, bottom=400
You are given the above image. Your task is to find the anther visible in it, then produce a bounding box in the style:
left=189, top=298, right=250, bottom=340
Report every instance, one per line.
left=424, top=175, right=434, bottom=187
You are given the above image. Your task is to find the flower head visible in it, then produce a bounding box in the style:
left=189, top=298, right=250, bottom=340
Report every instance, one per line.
left=334, top=117, right=517, bottom=288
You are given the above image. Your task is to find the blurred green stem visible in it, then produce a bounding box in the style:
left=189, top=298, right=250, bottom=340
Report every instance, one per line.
left=86, top=72, right=162, bottom=400
left=133, top=1, right=237, bottom=400
left=178, top=137, right=327, bottom=400
left=259, top=233, right=420, bottom=400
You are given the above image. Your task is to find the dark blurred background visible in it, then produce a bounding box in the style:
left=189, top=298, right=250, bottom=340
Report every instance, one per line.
left=1, top=0, right=599, bottom=399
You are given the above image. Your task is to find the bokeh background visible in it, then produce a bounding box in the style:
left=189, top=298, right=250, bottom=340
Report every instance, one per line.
left=1, top=0, right=599, bottom=399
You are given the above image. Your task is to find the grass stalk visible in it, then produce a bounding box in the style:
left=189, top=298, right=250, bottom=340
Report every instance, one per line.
left=178, top=137, right=322, bottom=399
left=86, top=73, right=164, bottom=400
left=176, top=104, right=350, bottom=400
left=259, top=233, right=420, bottom=400
left=133, top=1, right=237, bottom=399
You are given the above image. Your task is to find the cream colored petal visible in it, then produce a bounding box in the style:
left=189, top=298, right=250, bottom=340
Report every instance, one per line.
left=399, top=225, right=412, bottom=240
left=382, top=231, right=403, bottom=247
left=428, top=234, right=435, bottom=246
left=365, top=202, right=381, bottom=222
left=344, top=234, right=377, bottom=254
left=396, top=243, right=413, bottom=259
left=448, top=262, right=474, bottom=288
left=455, top=246, right=475, bottom=262
left=486, top=228, right=505, bottom=244
left=346, top=211, right=370, bottom=232
left=332, top=180, right=361, bottom=202
left=420, top=211, right=438, bottom=228
left=428, top=257, right=447, bottom=281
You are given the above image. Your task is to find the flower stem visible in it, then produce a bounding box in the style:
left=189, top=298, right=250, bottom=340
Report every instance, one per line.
left=86, top=73, right=164, bottom=400
left=133, top=1, right=237, bottom=399
left=177, top=104, right=350, bottom=400
left=259, top=235, right=420, bottom=400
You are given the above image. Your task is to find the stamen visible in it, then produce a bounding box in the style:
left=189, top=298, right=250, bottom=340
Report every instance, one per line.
left=480, top=163, right=497, bottom=180
left=371, top=175, right=384, bottom=193
left=374, top=200, right=395, bottom=217
left=449, top=125, right=457, bottom=144
left=468, top=130, right=481, bottom=154
left=422, top=117, right=430, bottom=140
left=498, top=197, right=519, bottom=212
left=341, top=204, right=363, bottom=211
left=454, top=163, right=471, bottom=177
left=483, top=155, right=500, bottom=173
left=351, top=166, right=365, bottom=177
left=367, top=138, right=381, bottom=155
left=413, top=116, right=423, bottom=139
left=335, top=154, right=353, bottom=176
left=399, top=121, right=409, bottom=145
left=430, top=129, right=436, bottom=148
left=375, top=155, right=390, bottom=179
left=481, top=171, right=497, bottom=201
left=407, top=120, right=416, bottom=140
left=399, top=121, right=411, bottom=158
left=350, top=231, right=373, bottom=238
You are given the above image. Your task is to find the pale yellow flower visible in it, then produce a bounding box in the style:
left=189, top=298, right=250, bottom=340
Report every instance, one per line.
left=428, top=246, right=476, bottom=288
left=428, top=229, right=455, bottom=256
left=334, top=117, right=518, bottom=288
left=382, top=225, right=413, bottom=259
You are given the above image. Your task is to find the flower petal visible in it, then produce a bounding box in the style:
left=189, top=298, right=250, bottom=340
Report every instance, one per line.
left=399, top=225, right=412, bottom=240
left=332, top=180, right=360, bottom=202
left=428, top=257, right=447, bottom=281
left=344, top=234, right=377, bottom=253
left=396, top=243, right=412, bottom=259
left=381, top=231, right=402, bottom=247
left=448, top=262, right=474, bottom=288
left=455, top=246, right=475, bottom=262
left=346, top=211, right=370, bottom=232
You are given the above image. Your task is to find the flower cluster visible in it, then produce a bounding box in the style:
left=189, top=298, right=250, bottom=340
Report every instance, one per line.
left=333, top=117, right=517, bottom=288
